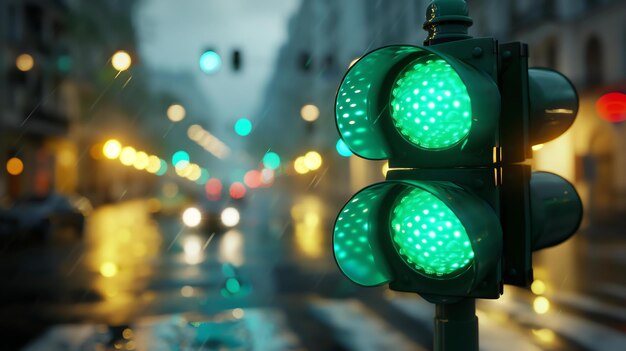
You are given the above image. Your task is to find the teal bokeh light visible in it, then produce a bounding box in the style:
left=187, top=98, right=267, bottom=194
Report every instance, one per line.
left=234, top=118, right=252, bottom=136
left=156, top=159, right=168, bottom=176
left=336, top=139, right=353, bottom=157
left=199, top=50, right=221, bottom=74
left=262, top=152, right=281, bottom=170
left=172, top=150, right=190, bottom=168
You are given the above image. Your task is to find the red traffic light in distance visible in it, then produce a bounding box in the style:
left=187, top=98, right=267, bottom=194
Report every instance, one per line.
left=596, top=92, right=626, bottom=123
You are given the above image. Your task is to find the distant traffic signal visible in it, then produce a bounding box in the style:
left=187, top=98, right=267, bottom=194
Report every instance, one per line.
left=199, top=49, right=221, bottom=74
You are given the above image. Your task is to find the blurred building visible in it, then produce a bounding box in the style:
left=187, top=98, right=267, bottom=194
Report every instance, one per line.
left=253, top=0, right=430, bottom=203
left=0, top=0, right=162, bottom=205
left=467, top=0, right=626, bottom=224
left=0, top=0, right=73, bottom=201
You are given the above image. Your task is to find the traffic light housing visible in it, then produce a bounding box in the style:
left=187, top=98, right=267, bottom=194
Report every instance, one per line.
left=333, top=22, right=582, bottom=302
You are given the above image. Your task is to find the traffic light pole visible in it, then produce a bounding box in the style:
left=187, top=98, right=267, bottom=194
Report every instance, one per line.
left=434, top=299, right=478, bottom=351
left=424, top=2, right=479, bottom=348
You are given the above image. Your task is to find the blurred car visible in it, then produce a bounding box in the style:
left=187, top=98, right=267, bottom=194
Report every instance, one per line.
left=0, top=193, right=92, bottom=242
left=182, top=204, right=226, bottom=234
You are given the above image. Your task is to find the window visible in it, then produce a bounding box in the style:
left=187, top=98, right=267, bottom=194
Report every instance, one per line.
left=585, top=35, right=604, bottom=87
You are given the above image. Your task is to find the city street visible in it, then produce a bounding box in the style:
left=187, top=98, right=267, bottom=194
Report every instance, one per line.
left=2, top=0, right=626, bottom=350
left=1, top=189, right=626, bottom=350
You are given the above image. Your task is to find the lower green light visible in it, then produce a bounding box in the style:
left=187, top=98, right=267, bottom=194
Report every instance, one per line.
left=390, top=187, right=474, bottom=277
left=390, top=54, right=472, bottom=150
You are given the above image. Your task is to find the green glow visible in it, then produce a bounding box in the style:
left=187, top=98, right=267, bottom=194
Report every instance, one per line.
left=199, top=50, right=221, bottom=74
left=172, top=150, right=190, bottom=168
left=235, top=118, right=252, bottom=136
left=333, top=186, right=390, bottom=286
left=335, top=50, right=393, bottom=159
left=225, top=277, right=241, bottom=294
left=262, top=152, right=281, bottom=170
left=390, top=55, right=472, bottom=150
left=156, top=159, right=168, bottom=176
left=390, top=187, right=474, bottom=277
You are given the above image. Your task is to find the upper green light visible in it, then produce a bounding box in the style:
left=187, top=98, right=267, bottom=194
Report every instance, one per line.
left=390, top=55, right=472, bottom=150
left=390, top=187, right=474, bottom=277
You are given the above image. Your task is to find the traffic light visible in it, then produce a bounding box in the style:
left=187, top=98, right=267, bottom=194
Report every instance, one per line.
left=332, top=5, right=582, bottom=302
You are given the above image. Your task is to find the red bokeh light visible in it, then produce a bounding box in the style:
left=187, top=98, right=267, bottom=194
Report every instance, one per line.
left=596, top=92, right=626, bottom=123
left=229, top=182, right=246, bottom=199
left=205, top=178, right=222, bottom=199
left=244, top=170, right=262, bottom=188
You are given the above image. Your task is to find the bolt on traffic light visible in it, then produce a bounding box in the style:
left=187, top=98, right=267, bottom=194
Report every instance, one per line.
left=332, top=2, right=582, bottom=303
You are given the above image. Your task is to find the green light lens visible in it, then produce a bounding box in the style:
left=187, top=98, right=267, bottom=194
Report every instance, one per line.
left=391, top=55, right=472, bottom=150
left=334, top=186, right=391, bottom=286
left=390, top=187, right=474, bottom=277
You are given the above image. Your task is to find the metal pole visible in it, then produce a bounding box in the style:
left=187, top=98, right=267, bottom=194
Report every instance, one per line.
left=434, top=298, right=479, bottom=351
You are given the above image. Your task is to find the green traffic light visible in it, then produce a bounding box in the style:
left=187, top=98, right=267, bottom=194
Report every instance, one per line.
left=390, top=187, right=473, bottom=277
left=391, top=55, right=472, bottom=150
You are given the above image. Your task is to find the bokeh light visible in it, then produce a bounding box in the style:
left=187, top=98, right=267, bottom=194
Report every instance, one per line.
left=6, top=157, right=24, bottom=176
left=119, top=146, right=137, bottom=166
left=235, top=118, right=252, bottom=136
left=304, top=151, right=322, bottom=171
left=100, top=262, right=119, bottom=278
left=260, top=168, right=275, bottom=186
left=294, top=156, right=309, bottom=174
left=300, top=104, right=320, bottom=122
left=103, top=139, right=122, bottom=159
left=172, top=150, right=190, bottom=169
left=596, top=92, right=626, bottom=123
left=146, top=155, right=161, bottom=173
left=182, top=207, right=202, bottom=227
left=262, top=151, right=281, bottom=170
left=205, top=178, right=223, bottom=199
left=336, top=139, right=353, bottom=157
left=167, top=104, right=186, bottom=122
left=16, top=53, right=34, bottom=72
left=533, top=296, right=551, bottom=314
left=111, top=50, right=132, bottom=71
left=531, top=279, right=547, bottom=295
left=156, top=159, right=168, bottom=176
left=199, top=50, right=221, bottom=74
left=229, top=182, right=247, bottom=199
left=133, top=151, right=149, bottom=170
left=244, top=170, right=262, bottom=188
left=221, top=207, right=241, bottom=227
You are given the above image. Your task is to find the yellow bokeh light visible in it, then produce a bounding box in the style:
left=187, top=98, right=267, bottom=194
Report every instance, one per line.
left=300, top=104, right=320, bottom=122
left=119, top=146, right=137, bottom=166
left=111, top=50, right=131, bottom=71
left=181, top=285, right=194, bottom=297
left=532, top=144, right=544, bottom=151
left=187, top=163, right=202, bottom=181
left=6, top=157, right=24, bottom=176
left=304, top=151, right=322, bottom=171
left=133, top=151, right=149, bottom=170
left=16, top=53, right=34, bottom=72
left=532, top=328, right=555, bottom=343
left=100, top=262, right=119, bottom=277
left=294, top=156, right=309, bottom=174
left=102, top=139, right=122, bottom=159
left=175, top=163, right=193, bottom=177
left=530, top=279, right=547, bottom=295
left=167, top=104, right=186, bottom=122
left=146, top=155, right=161, bottom=173
left=533, top=296, right=550, bottom=314
left=382, top=161, right=389, bottom=177
left=232, top=308, right=245, bottom=319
